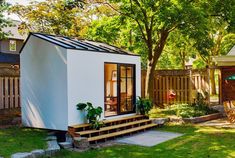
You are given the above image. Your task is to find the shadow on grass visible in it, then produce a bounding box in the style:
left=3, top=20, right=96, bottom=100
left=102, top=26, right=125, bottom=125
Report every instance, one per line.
left=0, top=127, right=47, bottom=158
left=54, top=124, right=235, bottom=158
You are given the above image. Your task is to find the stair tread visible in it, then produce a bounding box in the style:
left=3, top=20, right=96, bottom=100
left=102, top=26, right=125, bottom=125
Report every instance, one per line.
left=70, top=115, right=144, bottom=129
left=76, top=119, right=151, bottom=135
left=88, top=123, right=157, bottom=142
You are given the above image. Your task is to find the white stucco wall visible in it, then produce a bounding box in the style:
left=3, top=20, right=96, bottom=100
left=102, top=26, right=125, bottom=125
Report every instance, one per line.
left=67, top=50, right=141, bottom=126
left=20, top=36, right=68, bottom=130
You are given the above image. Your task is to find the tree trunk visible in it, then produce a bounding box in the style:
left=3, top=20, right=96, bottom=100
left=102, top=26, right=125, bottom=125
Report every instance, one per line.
left=210, top=68, right=217, bottom=95
left=145, top=60, right=155, bottom=100
left=144, top=30, right=169, bottom=102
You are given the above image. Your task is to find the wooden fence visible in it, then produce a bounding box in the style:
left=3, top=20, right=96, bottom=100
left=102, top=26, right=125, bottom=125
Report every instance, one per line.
left=141, top=69, right=210, bottom=106
left=0, top=65, right=20, bottom=110
left=0, top=77, right=20, bottom=110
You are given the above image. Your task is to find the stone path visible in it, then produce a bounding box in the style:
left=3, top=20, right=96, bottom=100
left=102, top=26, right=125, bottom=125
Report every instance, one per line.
left=115, top=130, right=183, bottom=147
left=198, top=118, right=235, bottom=128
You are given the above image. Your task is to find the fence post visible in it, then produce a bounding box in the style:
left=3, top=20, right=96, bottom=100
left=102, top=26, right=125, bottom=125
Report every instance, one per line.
left=207, top=68, right=211, bottom=104
left=189, top=69, right=192, bottom=104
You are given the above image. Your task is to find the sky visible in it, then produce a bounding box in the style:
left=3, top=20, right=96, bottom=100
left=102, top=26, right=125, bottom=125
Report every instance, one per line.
left=6, top=0, right=44, bottom=5
left=5, top=0, right=45, bottom=20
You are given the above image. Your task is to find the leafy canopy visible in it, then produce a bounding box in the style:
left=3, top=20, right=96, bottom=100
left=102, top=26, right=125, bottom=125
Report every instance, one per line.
left=0, top=1, right=13, bottom=39
left=10, top=0, right=86, bottom=37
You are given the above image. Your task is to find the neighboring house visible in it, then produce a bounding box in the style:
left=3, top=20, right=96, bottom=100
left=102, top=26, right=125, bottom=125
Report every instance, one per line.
left=20, top=33, right=141, bottom=131
left=214, top=45, right=235, bottom=103
left=0, top=20, right=27, bottom=65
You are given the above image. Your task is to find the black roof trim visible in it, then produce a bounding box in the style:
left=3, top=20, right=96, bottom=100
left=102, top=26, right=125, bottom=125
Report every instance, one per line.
left=20, top=32, right=140, bottom=57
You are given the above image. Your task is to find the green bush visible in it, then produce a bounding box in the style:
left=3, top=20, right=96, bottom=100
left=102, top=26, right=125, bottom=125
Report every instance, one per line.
left=150, top=103, right=218, bottom=118
left=136, top=97, right=153, bottom=115
left=76, top=102, right=103, bottom=129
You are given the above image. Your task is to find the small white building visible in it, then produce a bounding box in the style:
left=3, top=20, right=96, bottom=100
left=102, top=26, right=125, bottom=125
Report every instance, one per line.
left=20, top=33, right=141, bottom=131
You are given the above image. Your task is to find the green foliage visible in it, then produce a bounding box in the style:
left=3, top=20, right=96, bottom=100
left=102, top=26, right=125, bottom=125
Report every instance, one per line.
left=158, top=30, right=198, bottom=69
left=172, top=104, right=207, bottom=118
left=220, top=33, right=235, bottom=55
left=10, top=0, right=86, bottom=37
left=76, top=102, right=103, bottom=129
left=192, top=59, right=207, bottom=69
left=136, top=97, right=153, bottom=115
left=150, top=102, right=217, bottom=119
left=0, top=2, right=13, bottom=39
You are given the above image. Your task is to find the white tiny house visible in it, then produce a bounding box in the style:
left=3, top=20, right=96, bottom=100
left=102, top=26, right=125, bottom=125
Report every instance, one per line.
left=20, top=33, right=141, bottom=131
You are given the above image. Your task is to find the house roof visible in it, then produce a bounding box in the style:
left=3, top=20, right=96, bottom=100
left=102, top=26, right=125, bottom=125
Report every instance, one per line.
left=213, top=45, right=235, bottom=66
left=22, top=32, right=139, bottom=56
left=227, top=45, right=235, bottom=55
left=0, top=53, right=19, bottom=64
left=2, top=20, right=27, bottom=40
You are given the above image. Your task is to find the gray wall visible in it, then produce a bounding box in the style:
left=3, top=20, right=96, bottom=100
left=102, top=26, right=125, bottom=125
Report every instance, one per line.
left=0, top=39, right=24, bottom=54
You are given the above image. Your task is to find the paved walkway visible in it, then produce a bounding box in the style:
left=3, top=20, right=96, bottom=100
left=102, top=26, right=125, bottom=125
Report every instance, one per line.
left=198, top=118, right=235, bottom=128
left=115, top=130, right=183, bottom=147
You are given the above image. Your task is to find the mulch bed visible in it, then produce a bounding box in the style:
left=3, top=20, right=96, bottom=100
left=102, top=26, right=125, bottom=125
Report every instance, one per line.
left=0, top=109, right=21, bottom=128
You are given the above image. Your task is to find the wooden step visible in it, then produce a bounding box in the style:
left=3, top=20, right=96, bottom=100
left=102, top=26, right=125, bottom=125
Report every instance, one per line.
left=69, top=115, right=145, bottom=131
left=76, top=119, right=152, bottom=137
left=88, top=123, right=157, bottom=142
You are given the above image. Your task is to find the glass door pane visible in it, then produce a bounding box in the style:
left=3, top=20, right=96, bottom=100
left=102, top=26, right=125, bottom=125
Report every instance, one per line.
left=104, top=64, right=118, bottom=117
left=119, top=65, right=135, bottom=113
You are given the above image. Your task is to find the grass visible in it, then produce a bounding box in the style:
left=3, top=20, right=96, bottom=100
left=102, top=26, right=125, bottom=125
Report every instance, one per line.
left=149, top=108, right=176, bottom=118
left=0, top=127, right=47, bottom=158
left=54, top=124, right=235, bottom=158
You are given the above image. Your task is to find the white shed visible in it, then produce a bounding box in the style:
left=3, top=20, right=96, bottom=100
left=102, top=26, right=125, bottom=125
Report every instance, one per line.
left=20, top=33, right=141, bottom=131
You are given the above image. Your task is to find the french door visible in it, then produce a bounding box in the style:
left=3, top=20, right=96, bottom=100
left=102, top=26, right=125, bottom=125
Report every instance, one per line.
left=104, top=63, right=136, bottom=117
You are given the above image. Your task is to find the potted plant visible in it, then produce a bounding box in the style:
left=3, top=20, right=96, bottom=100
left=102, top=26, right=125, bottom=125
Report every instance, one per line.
left=76, top=102, right=103, bottom=130
left=136, top=97, right=153, bottom=116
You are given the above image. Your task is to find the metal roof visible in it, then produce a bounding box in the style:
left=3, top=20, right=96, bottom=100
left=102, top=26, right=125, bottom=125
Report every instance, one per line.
left=29, top=33, right=139, bottom=56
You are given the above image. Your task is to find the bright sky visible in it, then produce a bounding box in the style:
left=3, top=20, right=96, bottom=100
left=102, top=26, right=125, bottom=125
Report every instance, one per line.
left=5, top=0, right=45, bottom=20
left=6, top=0, right=45, bottom=5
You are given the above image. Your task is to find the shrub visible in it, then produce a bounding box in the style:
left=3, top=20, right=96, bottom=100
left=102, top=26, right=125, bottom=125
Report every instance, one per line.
left=150, top=103, right=218, bottom=118
left=76, top=102, right=103, bottom=129
left=136, top=97, right=153, bottom=115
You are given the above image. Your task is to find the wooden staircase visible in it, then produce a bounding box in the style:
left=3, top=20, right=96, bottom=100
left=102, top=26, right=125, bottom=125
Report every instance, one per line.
left=68, top=115, right=158, bottom=144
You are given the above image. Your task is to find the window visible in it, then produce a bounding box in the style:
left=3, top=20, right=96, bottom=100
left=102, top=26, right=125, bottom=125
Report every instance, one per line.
left=9, top=40, right=16, bottom=51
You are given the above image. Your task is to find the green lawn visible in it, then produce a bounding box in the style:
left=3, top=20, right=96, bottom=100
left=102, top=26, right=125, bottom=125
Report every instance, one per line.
left=0, top=127, right=47, bottom=158
left=54, top=124, right=235, bottom=158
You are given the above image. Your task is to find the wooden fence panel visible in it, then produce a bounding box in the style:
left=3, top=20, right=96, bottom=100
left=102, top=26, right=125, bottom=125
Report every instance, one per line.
left=0, top=77, right=20, bottom=110
left=141, top=69, right=210, bottom=106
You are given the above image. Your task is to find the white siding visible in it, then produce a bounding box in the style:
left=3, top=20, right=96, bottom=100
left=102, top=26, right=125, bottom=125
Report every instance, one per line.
left=67, top=50, right=141, bottom=126
left=20, top=36, right=68, bottom=130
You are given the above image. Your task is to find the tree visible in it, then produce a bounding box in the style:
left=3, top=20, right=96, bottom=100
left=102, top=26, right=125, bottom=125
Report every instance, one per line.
left=194, top=0, right=235, bottom=95
left=10, top=0, right=86, bottom=37
left=0, top=1, right=13, bottom=39
left=159, top=30, right=197, bottom=69
left=86, top=14, right=149, bottom=68
left=99, top=0, right=209, bottom=100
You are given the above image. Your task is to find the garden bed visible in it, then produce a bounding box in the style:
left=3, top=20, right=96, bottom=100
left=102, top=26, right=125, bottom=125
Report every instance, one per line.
left=149, top=103, right=221, bottom=123
left=182, top=113, right=223, bottom=123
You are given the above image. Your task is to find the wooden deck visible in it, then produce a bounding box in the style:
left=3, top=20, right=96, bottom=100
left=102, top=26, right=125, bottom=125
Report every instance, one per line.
left=68, top=115, right=158, bottom=143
